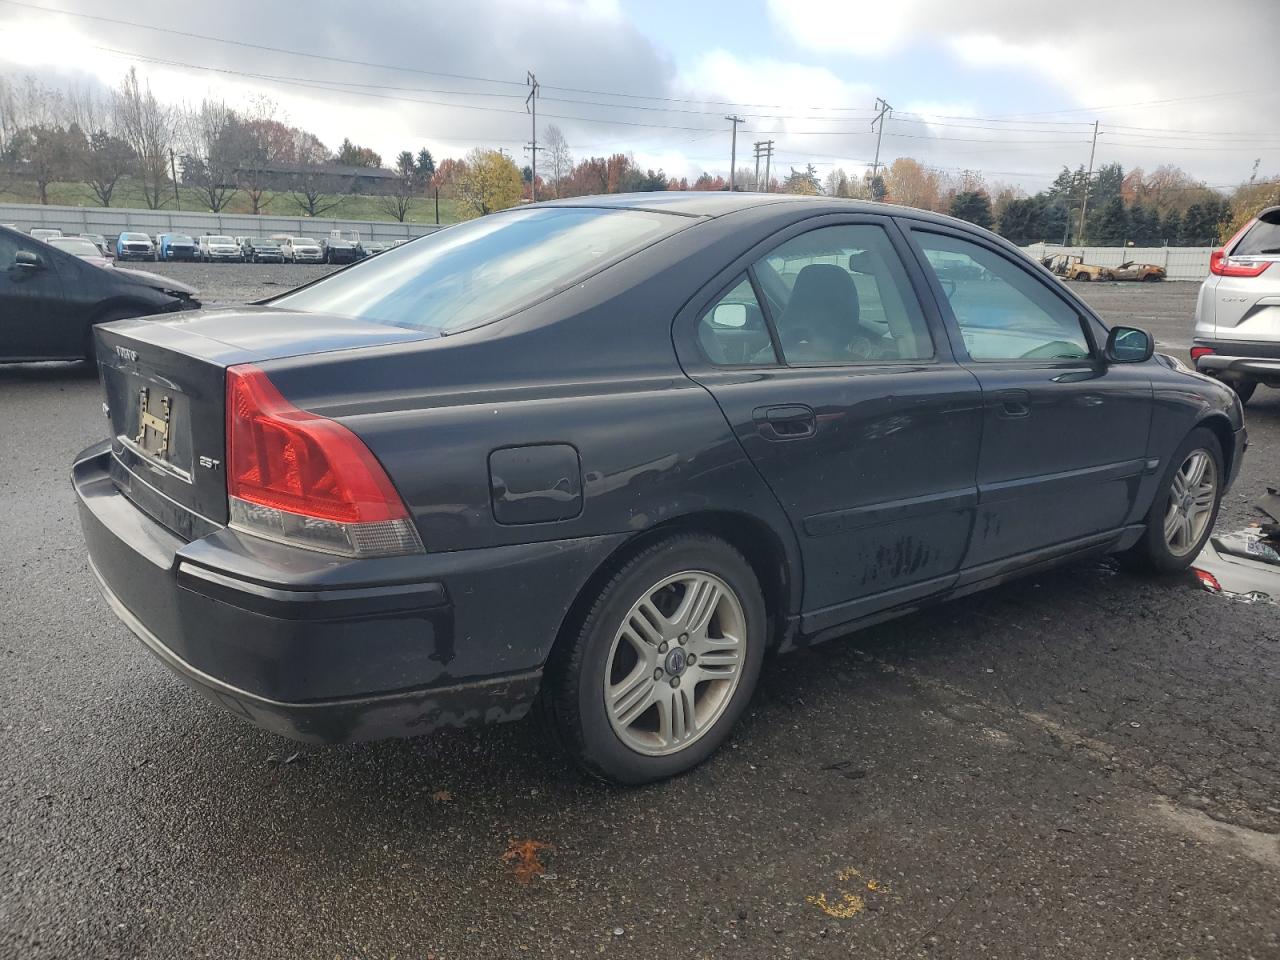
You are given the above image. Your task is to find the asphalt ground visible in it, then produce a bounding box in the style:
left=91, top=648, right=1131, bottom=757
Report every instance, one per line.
left=1, top=273, right=1277, bottom=960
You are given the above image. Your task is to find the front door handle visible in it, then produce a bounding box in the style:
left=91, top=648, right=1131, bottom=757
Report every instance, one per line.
left=753, top=404, right=817, bottom=441
left=995, top=389, right=1031, bottom=419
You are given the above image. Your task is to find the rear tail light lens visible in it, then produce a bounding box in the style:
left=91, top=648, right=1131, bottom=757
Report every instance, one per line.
left=1209, top=250, right=1272, bottom=277
left=225, top=364, right=423, bottom=558
left=1190, top=346, right=1216, bottom=361
left=1192, top=568, right=1222, bottom=593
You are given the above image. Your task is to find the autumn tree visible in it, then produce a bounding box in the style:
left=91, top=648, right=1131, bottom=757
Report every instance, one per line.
left=456, top=148, right=522, bottom=216
left=882, top=157, right=940, bottom=210
left=782, top=164, right=821, bottom=195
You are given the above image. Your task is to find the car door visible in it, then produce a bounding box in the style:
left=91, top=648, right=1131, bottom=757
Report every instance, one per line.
left=677, top=216, right=984, bottom=634
left=0, top=231, right=68, bottom=359
left=902, top=223, right=1153, bottom=572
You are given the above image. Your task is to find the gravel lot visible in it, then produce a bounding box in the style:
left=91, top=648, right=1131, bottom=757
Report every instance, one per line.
left=1, top=274, right=1277, bottom=960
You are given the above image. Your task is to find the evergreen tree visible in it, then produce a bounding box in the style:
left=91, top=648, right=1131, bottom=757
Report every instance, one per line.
left=415, top=148, right=435, bottom=178
left=1128, top=203, right=1157, bottom=245
left=1160, top=210, right=1183, bottom=246
left=949, top=190, right=994, bottom=230
left=1090, top=197, right=1128, bottom=245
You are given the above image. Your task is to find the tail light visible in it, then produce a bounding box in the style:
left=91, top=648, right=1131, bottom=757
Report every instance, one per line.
left=1192, top=568, right=1222, bottom=593
left=1209, top=217, right=1271, bottom=277
left=225, top=364, right=423, bottom=558
left=1190, top=346, right=1216, bottom=362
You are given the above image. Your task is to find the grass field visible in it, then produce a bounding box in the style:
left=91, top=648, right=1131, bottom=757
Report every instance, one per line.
left=0, top=176, right=472, bottom=224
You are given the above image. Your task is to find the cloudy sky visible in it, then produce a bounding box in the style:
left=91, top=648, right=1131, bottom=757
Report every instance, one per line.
left=1, top=0, right=1277, bottom=193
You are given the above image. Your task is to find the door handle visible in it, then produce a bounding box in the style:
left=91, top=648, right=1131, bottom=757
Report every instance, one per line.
left=753, top=404, right=817, bottom=441
left=995, top=389, right=1031, bottom=419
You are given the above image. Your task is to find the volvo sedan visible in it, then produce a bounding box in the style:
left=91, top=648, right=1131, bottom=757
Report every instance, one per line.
left=73, top=193, right=1245, bottom=784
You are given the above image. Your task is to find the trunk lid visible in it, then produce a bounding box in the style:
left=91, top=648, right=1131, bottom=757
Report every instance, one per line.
left=94, top=307, right=437, bottom=540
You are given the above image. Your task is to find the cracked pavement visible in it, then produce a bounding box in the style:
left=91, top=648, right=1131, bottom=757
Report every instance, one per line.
left=1, top=275, right=1277, bottom=959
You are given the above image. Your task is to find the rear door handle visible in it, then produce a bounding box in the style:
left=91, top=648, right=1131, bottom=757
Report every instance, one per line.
left=753, top=404, right=817, bottom=441
left=995, top=389, right=1031, bottom=419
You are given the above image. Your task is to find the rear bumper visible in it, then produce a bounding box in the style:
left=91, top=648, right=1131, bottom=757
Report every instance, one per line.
left=73, top=443, right=625, bottom=743
left=1193, top=338, right=1280, bottom=380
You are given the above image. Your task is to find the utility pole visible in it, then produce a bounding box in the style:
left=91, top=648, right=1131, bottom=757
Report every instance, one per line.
left=762, top=140, right=773, bottom=193
left=753, top=141, right=762, bottom=192
left=869, top=98, right=893, bottom=184
left=1077, top=120, right=1100, bottom=245
left=525, top=71, right=540, bottom=200
left=169, top=148, right=181, bottom=211
left=725, top=115, right=745, bottom=192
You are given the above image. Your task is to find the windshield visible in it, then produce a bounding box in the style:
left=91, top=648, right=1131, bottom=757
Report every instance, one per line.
left=271, top=207, right=687, bottom=333
left=256, top=239, right=278, bottom=246
left=170, top=235, right=193, bottom=243
left=49, top=237, right=100, bottom=257
left=294, top=238, right=317, bottom=245
left=208, top=236, right=234, bottom=244
left=122, top=233, right=149, bottom=241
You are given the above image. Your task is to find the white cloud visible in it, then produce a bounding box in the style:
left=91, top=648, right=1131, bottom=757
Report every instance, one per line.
left=765, top=0, right=927, bottom=56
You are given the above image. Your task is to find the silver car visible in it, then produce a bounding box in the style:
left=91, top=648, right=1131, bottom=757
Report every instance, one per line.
left=1193, top=205, right=1280, bottom=404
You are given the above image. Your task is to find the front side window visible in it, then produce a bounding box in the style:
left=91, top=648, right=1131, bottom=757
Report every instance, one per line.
left=751, top=224, right=933, bottom=365
left=272, top=207, right=688, bottom=334
left=915, top=232, right=1091, bottom=361
left=697, top=275, right=776, bottom=366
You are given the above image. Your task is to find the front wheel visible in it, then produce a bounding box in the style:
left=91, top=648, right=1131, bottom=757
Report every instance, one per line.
left=540, top=533, right=766, bottom=784
left=1122, top=427, right=1223, bottom=573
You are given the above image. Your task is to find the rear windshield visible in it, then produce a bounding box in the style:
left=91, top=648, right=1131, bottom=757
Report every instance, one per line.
left=1233, top=211, right=1280, bottom=256
left=270, top=207, right=688, bottom=333
left=48, top=237, right=100, bottom=256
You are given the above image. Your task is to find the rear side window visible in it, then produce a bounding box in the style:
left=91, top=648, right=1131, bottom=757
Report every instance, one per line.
left=751, top=224, right=934, bottom=365
left=1232, top=210, right=1280, bottom=256
left=914, top=232, right=1091, bottom=362
left=698, top=275, right=776, bottom=366
left=271, top=208, right=688, bottom=334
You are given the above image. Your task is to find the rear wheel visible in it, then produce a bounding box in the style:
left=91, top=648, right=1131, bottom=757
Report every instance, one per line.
left=540, top=533, right=766, bottom=784
left=1122, top=427, right=1223, bottom=573
left=1075, top=272, right=1090, bottom=281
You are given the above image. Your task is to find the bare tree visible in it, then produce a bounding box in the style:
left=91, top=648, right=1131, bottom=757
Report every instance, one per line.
left=114, top=67, right=174, bottom=209
left=11, top=124, right=83, bottom=204
left=377, top=150, right=419, bottom=222
left=233, top=98, right=290, bottom=215
left=288, top=131, right=346, bottom=217
left=544, top=124, right=572, bottom=198
left=178, top=98, right=239, bottom=211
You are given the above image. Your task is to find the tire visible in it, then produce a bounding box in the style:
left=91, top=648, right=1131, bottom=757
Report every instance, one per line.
left=1122, top=426, right=1224, bottom=574
left=539, top=533, right=767, bottom=784
left=1075, top=272, right=1090, bottom=281
left=1231, top=380, right=1257, bottom=405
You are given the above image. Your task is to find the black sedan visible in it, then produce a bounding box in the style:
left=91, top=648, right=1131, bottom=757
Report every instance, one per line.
left=1, top=224, right=200, bottom=362
left=72, top=194, right=1245, bottom=784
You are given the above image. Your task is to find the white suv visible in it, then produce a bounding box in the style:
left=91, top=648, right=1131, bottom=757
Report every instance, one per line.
left=1193, top=205, right=1280, bottom=404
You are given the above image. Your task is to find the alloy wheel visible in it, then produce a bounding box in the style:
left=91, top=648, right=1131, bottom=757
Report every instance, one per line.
left=1163, top=449, right=1217, bottom=557
left=603, top=570, right=747, bottom=757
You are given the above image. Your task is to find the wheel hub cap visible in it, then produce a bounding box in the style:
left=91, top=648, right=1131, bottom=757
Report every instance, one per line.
left=603, top=570, right=747, bottom=757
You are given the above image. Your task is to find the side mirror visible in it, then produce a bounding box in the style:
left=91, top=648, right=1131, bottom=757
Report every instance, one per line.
left=14, top=250, right=44, bottom=271
left=712, top=302, right=748, bottom=328
left=1105, top=326, right=1154, bottom=363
